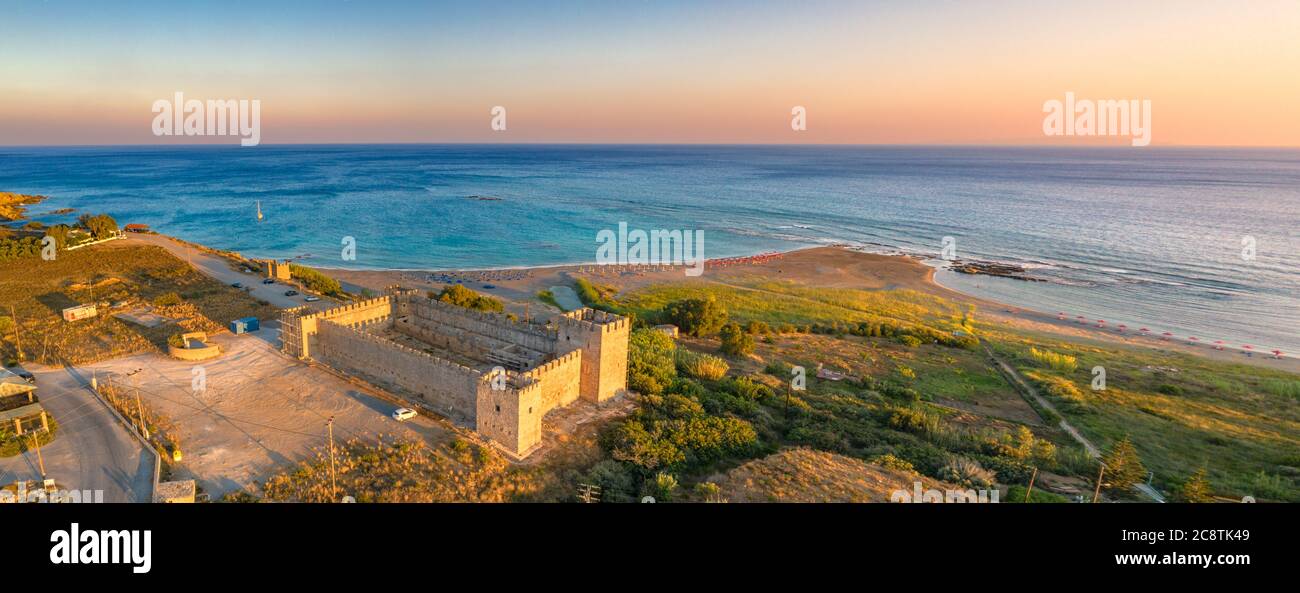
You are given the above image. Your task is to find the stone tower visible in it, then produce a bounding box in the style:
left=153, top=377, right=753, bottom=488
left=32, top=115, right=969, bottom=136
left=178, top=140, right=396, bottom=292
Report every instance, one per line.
left=556, top=308, right=629, bottom=403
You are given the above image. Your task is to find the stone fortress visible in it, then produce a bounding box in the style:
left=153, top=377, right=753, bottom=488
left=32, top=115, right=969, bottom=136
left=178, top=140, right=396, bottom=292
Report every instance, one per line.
left=279, top=288, right=629, bottom=458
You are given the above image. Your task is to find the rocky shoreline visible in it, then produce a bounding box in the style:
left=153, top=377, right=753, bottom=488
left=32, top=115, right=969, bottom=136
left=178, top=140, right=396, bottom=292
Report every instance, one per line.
left=949, top=259, right=1044, bottom=282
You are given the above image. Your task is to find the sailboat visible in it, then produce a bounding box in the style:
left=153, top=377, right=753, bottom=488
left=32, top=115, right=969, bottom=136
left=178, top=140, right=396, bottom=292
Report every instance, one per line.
left=256, top=200, right=264, bottom=221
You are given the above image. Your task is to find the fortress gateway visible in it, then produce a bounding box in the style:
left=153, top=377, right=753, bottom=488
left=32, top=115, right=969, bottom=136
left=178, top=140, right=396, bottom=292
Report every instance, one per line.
left=279, top=289, right=629, bottom=458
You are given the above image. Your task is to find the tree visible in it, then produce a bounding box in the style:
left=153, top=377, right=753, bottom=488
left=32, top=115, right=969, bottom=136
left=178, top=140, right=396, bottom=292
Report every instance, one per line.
left=1176, top=468, right=1214, bottom=503
left=719, top=322, right=754, bottom=356
left=434, top=284, right=503, bottom=312
left=1101, top=435, right=1146, bottom=492
left=663, top=296, right=727, bottom=337
left=627, top=328, right=676, bottom=395
left=77, top=213, right=119, bottom=240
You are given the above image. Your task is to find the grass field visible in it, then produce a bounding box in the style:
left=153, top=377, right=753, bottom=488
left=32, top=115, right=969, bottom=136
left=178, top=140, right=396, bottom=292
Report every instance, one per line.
left=0, top=242, right=278, bottom=365
left=604, top=277, right=1300, bottom=502
left=986, top=325, right=1300, bottom=501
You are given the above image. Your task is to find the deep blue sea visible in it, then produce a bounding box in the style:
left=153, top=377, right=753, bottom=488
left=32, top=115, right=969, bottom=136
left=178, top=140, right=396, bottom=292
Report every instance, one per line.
left=2, top=144, right=1297, bottom=354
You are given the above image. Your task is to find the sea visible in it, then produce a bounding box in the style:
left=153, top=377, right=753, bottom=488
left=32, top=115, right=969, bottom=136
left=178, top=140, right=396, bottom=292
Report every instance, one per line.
left=2, top=144, right=1297, bottom=354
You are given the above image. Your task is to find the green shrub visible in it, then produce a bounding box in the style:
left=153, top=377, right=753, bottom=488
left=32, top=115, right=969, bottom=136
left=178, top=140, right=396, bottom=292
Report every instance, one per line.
left=536, top=290, right=563, bottom=310
left=676, top=349, right=729, bottom=380
left=433, top=284, right=503, bottom=312
left=289, top=263, right=344, bottom=297
left=896, top=334, right=923, bottom=348
left=628, top=328, right=677, bottom=395
left=1006, top=485, right=1070, bottom=503
left=153, top=292, right=182, bottom=306
left=1029, top=347, right=1078, bottom=372
left=939, top=456, right=995, bottom=489
left=663, top=296, right=727, bottom=337
left=77, top=213, right=119, bottom=240
left=719, top=322, right=754, bottom=356
left=870, top=453, right=916, bottom=473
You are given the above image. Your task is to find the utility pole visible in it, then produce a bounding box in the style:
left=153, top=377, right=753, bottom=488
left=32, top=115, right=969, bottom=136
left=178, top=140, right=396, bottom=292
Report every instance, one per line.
left=132, top=372, right=148, bottom=440
left=30, top=433, right=46, bottom=479
left=9, top=305, right=22, bottom=362
left=1092, top=463, right=1106, bottom=503
left=327, top=416, right=338, bottom=502
left=1024, top=466, right=1038, bottom=502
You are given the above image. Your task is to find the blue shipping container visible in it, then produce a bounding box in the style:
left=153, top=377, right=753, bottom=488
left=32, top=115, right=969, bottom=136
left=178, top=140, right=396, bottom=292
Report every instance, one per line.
left=229, top=317, right=260, bottom=334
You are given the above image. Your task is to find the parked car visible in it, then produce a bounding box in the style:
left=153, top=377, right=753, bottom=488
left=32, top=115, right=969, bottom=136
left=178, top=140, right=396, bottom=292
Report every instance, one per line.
left=262, top=278, right=275, bottom=284
left=304, top=296, right=321, bottom=302
left=6, top=367, right=35, bottom=384
left=284, top=290, right=299, bottom=297
left=391, top=408, right=417, bottom=421
left=231, top=282, right=243, bottom=289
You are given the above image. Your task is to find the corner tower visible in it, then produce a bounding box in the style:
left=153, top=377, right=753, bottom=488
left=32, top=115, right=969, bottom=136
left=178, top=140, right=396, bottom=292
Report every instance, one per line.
left=555, top=308, right=629, bottom=403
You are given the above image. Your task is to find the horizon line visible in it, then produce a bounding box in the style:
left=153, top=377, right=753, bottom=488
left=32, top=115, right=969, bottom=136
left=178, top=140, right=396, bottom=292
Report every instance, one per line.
left=4, top=141, right=1300, bottom=150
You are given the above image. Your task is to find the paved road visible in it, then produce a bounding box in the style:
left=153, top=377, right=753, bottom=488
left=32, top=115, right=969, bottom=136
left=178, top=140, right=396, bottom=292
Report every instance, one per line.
left=125, top=233, right=332, bottom=310
left=0, top=365, right=154, bottom=502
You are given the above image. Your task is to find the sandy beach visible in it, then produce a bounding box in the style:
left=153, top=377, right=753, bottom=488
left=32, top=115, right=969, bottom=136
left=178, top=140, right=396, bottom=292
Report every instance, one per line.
left=320, top=246, right=1300, bottom=375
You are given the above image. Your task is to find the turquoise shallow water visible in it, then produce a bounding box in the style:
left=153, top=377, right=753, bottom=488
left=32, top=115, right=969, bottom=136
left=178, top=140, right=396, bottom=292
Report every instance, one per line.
left=2, top=144, right=1297, bottom=354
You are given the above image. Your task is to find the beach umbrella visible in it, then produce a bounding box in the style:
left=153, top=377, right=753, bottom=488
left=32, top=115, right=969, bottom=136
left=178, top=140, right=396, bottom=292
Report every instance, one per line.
left=1272, top=350, right=1284, bottom=359
left=1058, top=311, right=1067, bottom=320
left=1096, top=319, right=1106, bottom=328
left=1161, top=332, right=1173, bottom=341
left=1188, top=336, right=1199, bottom=345
left=1117, top=324, right=1127, bottom=332
left=1139, top=327, right=1150, bottom=335
left=1242, top=345, right=1254, bottom=354
left=1076, top=315, right=1087, bottom=324
left=1214, top=340, right=1226, bottom=350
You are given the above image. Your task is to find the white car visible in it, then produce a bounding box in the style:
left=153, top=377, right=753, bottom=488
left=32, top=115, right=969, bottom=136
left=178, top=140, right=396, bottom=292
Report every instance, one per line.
left=391, top=408, right=417, bottom=421
left=305, top=296, right=321, bottom=302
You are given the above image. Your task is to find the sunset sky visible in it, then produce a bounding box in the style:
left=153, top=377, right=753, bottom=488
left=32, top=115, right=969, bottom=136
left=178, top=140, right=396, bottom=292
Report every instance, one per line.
left=2, top=0, right=1298, bottom=146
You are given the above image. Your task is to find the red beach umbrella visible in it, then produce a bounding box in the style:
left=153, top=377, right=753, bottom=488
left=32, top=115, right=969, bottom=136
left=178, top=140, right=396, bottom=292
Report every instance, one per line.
left=1117, top=324, right=1127, bottom=332
left=1058, top=311, right=1067, bottom=320
left=1076, top=315, right=1087, bottom=324
left=1187, top=336, right=1199, bottom=345
left=1214, top=340, right=1226, bottom=350
left=1272, top=350, right=1284, bottom=359
left=1161, top=332, right=1173, bottom=341
left=1139, top=327, right=1150, bottom=335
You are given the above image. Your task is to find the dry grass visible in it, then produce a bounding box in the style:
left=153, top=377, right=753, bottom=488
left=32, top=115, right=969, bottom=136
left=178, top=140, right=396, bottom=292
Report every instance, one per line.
left=0, top=242, right=277, bottom=365
left=707, top=447, right=961, bottom=503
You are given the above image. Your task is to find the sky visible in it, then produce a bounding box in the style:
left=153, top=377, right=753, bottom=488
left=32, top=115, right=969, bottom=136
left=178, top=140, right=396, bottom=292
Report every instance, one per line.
left=1, top=0, right=1298, bottom=146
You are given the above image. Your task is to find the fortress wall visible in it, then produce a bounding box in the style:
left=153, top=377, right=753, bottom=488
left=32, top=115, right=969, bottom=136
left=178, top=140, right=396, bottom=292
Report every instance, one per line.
left=315, top=320, right=480, bottom=422
left=521, top=349, right=584, bottom=412
left=405, top=297, right=558, bottom=354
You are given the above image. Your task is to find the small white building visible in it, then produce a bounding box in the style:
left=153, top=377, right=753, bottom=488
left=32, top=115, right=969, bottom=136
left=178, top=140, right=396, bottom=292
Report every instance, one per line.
left=61, top=304, right=98, bottom=322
